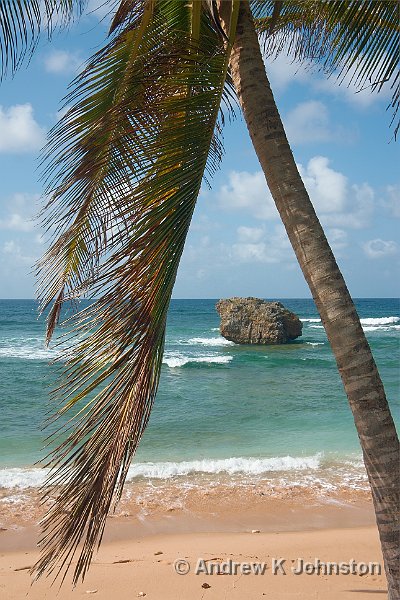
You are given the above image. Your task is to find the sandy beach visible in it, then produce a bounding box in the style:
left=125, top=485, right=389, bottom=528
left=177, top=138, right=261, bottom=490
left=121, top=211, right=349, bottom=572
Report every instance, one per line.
left=0, top=493, right=387, bottom=600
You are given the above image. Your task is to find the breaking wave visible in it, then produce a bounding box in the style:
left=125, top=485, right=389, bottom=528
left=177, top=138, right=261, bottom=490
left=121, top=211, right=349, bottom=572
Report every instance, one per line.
left=185, top=337, right=234, bottom=347
left=163, top=354, right=233, bottom=368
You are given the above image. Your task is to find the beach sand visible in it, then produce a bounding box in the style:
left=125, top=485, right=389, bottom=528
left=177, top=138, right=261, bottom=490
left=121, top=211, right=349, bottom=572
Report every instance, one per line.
left=0, top=494, right=387, bottom=599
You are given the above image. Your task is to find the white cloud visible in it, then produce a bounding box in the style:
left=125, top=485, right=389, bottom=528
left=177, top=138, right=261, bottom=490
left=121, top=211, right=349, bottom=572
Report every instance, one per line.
left=237, top=226, right=264, bottom=243
left=0, top=104, right=46, bottom=153
left=219, top=158, right=374, bottom=230
left=232, top=224, right=292, bottom=264
left=0, top=193, right=40, bottom=232
left=232, top=242, right=269, bottom=263
left=179, top=222, right=294, bottom=278
left=0, top=213, right=34, bottom=232
left=2, top=240, right=35, bottom=265
left=314, top=56, right=394, bottom=109
left=362, top=239, right=398, bottom=259
left=44, top=50, right=82, bottom=75
left=284, top=100, right=351, bottom=145
left=326, top=228, right=348, bottom=254
left=383, top=184, right=400, bottom=218
left=218, top=171, right=278, bottom=220
left=299, top=156, right=348, bottom=213
left=320, top=182, right=374, bottom=229
left=265, top=53, right=311, bottom=92
left=298, top=157, right=374, bottom=228
left=265, top=51, right=393, bottom=110
left=190, top=214, right=220, bottom=233
left=3, top=240, right=19, bottom=254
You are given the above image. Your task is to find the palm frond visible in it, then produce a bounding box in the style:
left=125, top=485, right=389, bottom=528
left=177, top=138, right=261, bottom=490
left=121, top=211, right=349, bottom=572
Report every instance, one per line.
left=251, top=0, right=400, bottom=137
left=34, top=0, right=240, bottom=585
left=0, top=0, right=85, bottom=78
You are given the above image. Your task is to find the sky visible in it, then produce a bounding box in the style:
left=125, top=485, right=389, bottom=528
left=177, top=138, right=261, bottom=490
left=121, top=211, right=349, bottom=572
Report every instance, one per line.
left=0, top=2, right=399, bottom=299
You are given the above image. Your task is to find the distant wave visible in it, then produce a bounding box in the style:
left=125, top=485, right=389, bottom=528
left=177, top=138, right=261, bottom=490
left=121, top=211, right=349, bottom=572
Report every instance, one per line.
left=303, top=316, right=399, bottom=327
left=0, top=339, right=63, bottom=360
left=360, top=316, right=399, bottom=325
left=301, top=318, right=321, bottom=323
left=163, top=354, right=233, bottom=368
left=307, top=318, right=399, bottom=333
left=0, top=336, right=71, bottom=361
left=1, top=315, right=397, bottom=363
left=185, top=337, right=234, bottom=347
left=363, top=325, right=400, bottom=332
left=0, top=346, right=54, bottom=360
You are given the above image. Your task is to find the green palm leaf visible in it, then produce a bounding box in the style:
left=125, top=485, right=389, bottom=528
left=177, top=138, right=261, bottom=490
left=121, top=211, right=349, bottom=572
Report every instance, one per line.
left=34, top=0, right=239, bottom=584
left=0, top=0, right=85, bottom=78
left=251, top=0, right=400, bottom=136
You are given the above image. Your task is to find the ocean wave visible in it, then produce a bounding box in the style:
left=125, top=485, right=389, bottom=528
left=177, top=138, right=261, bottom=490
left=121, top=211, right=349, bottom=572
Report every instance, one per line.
left=124, top=455, right=325, bottom=479
left=0, top=336, right=71, bottom=361
left=0, top=346, right=55, bottom=360
left=303, top=316, right=399, bottom=331
left=0, top=468, right=48, bottom=489
left=360, top=316, right=399, bottom=325
left=305, top=342, right=324, bottom=346
left=0, top=454, right=367, bottom=489
left=1, top=457, right=319, bottom=488
left=163, top=354, right=233, bottom=368
left=363, top=325, right=400, bottom=332
left=186, top=337, right=235, bottom=347
left=301, top=318, right=321, bottom=323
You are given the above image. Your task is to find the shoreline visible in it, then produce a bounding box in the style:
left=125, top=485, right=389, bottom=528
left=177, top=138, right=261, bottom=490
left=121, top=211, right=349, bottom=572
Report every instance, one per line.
left=0, top=497, right=386, bottom=599
left=0, top=473, right=371, bottom=531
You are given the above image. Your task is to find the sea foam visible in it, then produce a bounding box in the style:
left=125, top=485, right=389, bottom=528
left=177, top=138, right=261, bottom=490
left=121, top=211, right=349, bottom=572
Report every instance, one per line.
left=0, top=456, right=320, bottom=488
left=186, top=337, right=235, bottom=347
left=0, top=468, right=48, bottom=489
left=0, top=454, right=367, bottom=489
left=0, top=336, right=71, bottom=361
left=126, top=454, right=325, bottom=479
left=163, top=354, right=233, bottom=368
left=303, top=316, right=399, bottom=329
left=360, top=316, right=399, bottom=325
left=301, top=318, right=321, bottom=323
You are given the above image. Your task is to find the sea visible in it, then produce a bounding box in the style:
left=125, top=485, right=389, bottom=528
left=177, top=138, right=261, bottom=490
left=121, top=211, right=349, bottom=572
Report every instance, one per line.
left=0, top=298, right=399, bottom=518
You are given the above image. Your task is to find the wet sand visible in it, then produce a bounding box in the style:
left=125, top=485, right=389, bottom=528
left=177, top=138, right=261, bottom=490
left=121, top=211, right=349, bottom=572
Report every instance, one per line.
left=0, top=490, right=388, bottom=599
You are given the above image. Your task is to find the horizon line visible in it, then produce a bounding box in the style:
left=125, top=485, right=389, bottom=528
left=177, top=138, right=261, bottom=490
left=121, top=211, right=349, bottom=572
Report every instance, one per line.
left=0, top=296, right=399, bottom=301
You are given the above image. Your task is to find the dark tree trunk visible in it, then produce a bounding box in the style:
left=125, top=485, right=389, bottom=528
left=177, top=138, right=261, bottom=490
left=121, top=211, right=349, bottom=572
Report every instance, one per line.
left=225, top=2, right=399, bottom=597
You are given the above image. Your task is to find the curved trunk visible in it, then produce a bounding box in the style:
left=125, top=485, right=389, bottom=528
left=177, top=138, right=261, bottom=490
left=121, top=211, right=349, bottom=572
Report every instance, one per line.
left=226, top=2, right=399, bottom=597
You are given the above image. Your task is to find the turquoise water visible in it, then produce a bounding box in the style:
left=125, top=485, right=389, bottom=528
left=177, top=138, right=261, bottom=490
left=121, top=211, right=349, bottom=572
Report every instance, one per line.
left=0, top=298, right=399, bottom=488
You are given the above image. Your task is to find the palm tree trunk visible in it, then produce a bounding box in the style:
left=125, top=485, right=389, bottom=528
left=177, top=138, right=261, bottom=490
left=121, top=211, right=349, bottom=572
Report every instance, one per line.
left=225, top=2, right=399, bottom=597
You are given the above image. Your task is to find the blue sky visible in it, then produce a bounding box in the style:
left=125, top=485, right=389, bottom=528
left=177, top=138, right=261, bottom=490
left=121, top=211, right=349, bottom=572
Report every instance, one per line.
left=0, top=2, right=399, bottom=299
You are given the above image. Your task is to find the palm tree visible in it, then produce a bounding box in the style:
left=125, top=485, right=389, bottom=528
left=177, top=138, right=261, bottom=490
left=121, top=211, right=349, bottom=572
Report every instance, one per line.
left=1, top=0, right=398, bottom=595
left=225, top=4, right=399, bottom=597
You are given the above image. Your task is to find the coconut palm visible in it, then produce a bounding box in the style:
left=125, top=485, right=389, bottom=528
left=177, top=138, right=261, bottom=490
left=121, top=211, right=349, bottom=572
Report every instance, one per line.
left=0, top=0, right=398, bottom=596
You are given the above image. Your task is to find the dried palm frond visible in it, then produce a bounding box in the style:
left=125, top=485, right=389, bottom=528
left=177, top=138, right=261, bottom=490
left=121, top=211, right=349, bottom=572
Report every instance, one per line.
left=34, top=0, right=240, bottom=585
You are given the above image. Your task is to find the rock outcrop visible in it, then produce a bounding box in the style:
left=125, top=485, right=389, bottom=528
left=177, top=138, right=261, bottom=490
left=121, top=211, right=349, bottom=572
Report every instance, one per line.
left=216, top=297, right=302, bottom=345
